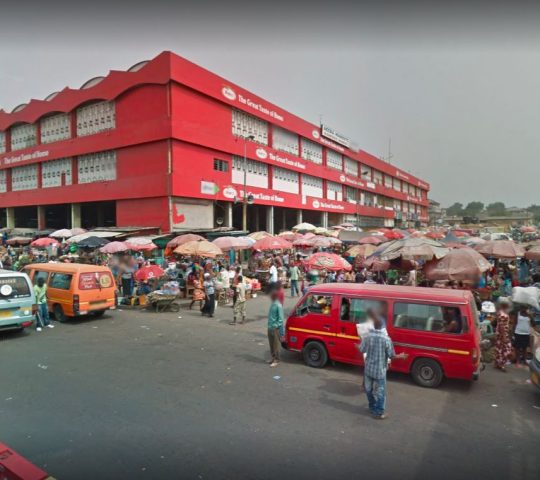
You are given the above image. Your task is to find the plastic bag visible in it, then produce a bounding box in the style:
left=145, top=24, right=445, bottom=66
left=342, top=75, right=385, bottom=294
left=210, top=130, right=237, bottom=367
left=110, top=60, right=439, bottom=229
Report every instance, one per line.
left=512, top=286, right=540, bottom=309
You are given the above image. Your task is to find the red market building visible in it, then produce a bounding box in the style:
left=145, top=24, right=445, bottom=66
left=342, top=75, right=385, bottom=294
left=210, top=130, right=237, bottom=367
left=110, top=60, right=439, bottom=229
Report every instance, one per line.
left=0, top=51, right=429, bottom=234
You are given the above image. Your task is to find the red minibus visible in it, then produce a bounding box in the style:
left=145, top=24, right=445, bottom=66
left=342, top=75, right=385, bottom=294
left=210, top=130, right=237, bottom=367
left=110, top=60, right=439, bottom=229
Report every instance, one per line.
left=285, top=283, right=481, bottom=388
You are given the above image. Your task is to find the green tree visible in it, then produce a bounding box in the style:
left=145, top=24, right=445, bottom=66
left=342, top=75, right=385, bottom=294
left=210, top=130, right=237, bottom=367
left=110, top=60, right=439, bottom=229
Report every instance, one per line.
left=463, top=201, right=484, bottom=217
left=527, top=204, right=540, bottom=222
left=486, top=202, right=507, bottom=216
left=446, top=202, right=464, bottom=216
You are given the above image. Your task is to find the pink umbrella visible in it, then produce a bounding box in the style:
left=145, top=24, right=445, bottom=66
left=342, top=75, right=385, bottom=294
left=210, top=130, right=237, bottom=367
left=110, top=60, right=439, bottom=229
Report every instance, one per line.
left=525, top=246, right=540, bottom=261
left=99, top=241, right=129, bottom=254
left=127, top=242, right=157, bottom=252
left=31, top=237, right=58, bottom=248
left=359, top=235, right=385, bottom=245
left=134, top=265, right=165, bottom=281
left=167, top=234, right=205, bottom=248
left=304, top=252, right=352, bottom=272
left=212, top=236, right=251, bottom=251
left=361, top=256, right=391, bottom=272
left=294, top=235, right=341, bottom=248
left=424, top=247, right=492, bottom=281
left=474, top=240, right=525, bottom=259
left=252, top=236, right=292, bottom=251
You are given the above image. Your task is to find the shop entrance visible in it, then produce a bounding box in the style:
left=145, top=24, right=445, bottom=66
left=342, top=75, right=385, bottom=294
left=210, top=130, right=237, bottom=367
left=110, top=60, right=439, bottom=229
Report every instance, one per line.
left=0, top=208, right=6, bottom=228
left=273, top=207, right=297, bottom=234
left=14, top=206, right=38, bottom=229
left=81, top=201, right=116, bottom=229
left=302, top=209, right=323, bottom=227
left=231, top=203, right=267, bottom=232
left=45, top=204, right=71, bottom=230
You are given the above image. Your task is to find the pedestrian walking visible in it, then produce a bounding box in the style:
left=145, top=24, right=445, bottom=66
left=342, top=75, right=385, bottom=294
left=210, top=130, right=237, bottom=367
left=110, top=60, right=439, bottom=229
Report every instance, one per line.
left=514, top=305, right=532, bottom=367
left=494, top=297, right=512, bottom=371
left=201, top=273, right=216, bottom=317
left=359, top=316, right=407, bottom=419
left=268, top=261, right=278, bottom=293
left=34, top=277, right=54, bottom=332
left=267, top=289, right=284, bottom=367
left=230, top=275, right=246, bottom=325
left=290, top=263, right=300, bottom=297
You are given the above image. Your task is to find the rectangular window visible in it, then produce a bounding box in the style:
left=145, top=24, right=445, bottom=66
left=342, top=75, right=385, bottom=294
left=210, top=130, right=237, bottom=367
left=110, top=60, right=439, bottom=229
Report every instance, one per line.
left=32, top=271, right=50, bottom=285
left=0, top=131, right=6, bottom=153
left=11, top=124, right=37, bottom=151
left=213, top=159, right=229, bottom=172
left=326, top=149, right=343, bottom=171
left=0, top=170, right=6, bottom=193
left=40, top=113, right=71, bottom=144
left=340, top=298, right=388, bottom=328
left=384, top=175, right=393, bottom=188
left=42, top=158, right=72, bottom=188
left=361, top=165, right=372, bottom=180
left=232, top=109, right=268, bottom=145
left=393, top=177, right=401, bottom=191
left=231, top=155, right=268, bottom=188
left=300, top=138, right=323, bottom=164
left=345, top=186, right=357, bottom=203
left=373, top=170, right=383, bottom=185
left=77, top=101, right=116, bottom=137
left=297, top=294, right=333, bottom=316
left=393, top=302, right=465, bottom=334
left=326, top=181, right=343, bottom=201
left=0, top=276, right=31, bottom=299
left=49, top=273, right=72, bottom=290
left=12, top=164, right=38, bottom=191
left=272, top=166, right=299, bottom=194
left=301, top=174, right=323, bottom=198
left=344, top=158, right=358, bottom=176
left=272, top=126, right=298, bottom=155
left=78, top=150, right=116, bottom=184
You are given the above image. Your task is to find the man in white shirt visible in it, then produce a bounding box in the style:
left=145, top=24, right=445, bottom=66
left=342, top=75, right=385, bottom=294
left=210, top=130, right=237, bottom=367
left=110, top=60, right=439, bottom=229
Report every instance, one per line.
left=268, top=262, right=278, bottom=292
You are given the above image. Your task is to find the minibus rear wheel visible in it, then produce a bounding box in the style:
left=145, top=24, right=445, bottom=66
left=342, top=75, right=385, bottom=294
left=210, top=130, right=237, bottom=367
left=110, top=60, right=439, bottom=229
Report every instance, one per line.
left=303, top=341, right=328, bottom=368
left=411, top=358, right=443, bottom=388
left=54, top=304, right=67, bottom=323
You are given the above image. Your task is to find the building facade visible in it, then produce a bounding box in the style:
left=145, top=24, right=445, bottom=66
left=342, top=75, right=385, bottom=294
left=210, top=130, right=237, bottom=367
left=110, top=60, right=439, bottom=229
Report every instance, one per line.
left=0, top=51, right=429, bottom=233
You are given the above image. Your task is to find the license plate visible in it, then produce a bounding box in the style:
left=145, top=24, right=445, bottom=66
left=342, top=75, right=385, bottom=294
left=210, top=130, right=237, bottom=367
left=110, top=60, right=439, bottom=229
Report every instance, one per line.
left=0, top=310, right=14, bottom=318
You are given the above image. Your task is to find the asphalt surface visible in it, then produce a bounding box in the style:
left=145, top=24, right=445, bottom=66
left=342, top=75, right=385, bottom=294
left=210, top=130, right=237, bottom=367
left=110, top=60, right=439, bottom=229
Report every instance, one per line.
left=0, top=295, right=539, bottom=480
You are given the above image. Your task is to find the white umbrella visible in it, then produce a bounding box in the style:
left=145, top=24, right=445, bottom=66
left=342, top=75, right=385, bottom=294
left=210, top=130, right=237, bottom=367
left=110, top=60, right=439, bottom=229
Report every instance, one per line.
left=50, top=229, right=72, bottom=239
left=293, top=222, right=316, bottom=232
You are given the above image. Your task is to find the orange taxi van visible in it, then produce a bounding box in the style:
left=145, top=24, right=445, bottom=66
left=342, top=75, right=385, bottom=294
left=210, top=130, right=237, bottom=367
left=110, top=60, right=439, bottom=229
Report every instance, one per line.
left=23, top=263, right=117, bottom=321
left=285, top=283, right=482, bottom=388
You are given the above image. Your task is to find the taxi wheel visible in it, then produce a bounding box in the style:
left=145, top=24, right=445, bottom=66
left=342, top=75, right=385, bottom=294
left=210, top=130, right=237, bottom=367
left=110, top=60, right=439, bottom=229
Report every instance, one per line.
left=303, top=341, right=328, bottom=368
left=54, top=304, right=67, bottom=323
left=411, top=358, right=443, bottom=388
left=92, top=310, right=106, bottom=318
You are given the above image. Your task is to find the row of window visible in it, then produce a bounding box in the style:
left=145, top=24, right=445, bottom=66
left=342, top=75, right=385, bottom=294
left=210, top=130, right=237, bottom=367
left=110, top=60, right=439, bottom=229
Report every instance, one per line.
left=231, top=109, right=427, bottom=200
left=0, top=101, right=115, bottom=153
left=0, top=150, right=117, bottom=192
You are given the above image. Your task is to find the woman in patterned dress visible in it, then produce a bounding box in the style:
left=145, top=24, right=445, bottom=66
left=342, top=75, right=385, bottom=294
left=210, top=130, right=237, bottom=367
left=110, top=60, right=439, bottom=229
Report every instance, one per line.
left=494, top=297, right=512, bottom=371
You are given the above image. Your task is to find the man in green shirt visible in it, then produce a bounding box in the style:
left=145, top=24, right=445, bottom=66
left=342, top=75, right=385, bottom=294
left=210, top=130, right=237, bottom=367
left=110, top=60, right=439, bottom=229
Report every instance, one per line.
left=267, top=290, right=284, bottom=367
left=34, top=277, right=53, bottom=332
left=289, top=264, right=300, bottom=297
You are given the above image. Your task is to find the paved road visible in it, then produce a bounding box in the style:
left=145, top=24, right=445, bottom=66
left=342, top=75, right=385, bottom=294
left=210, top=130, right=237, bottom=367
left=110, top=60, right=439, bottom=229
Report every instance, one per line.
left=0, top=295, right=538, bottom=480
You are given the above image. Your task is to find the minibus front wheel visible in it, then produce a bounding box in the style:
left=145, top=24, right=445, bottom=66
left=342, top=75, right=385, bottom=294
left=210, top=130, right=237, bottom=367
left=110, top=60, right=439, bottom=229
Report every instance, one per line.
left=303, top=341, right=328, bottom=368
left=411, top=358, right=443, bottom=388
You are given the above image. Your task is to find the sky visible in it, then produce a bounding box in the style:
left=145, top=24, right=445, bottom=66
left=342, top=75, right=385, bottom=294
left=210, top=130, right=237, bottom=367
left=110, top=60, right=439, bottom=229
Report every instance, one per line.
left=1, top=0, right=539, bottom=208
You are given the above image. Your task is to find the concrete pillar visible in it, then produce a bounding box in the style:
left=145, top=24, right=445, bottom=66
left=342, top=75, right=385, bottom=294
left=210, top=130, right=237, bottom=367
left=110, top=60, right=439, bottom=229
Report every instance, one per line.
left=266, top=206, right=274, bottom=235
left=255, top=208, right=260, bottom=231
left=225, top=203, right=233, bottom=228
left=322, top=211, right=329, bottom=229
left=296, top=210, right=302, bottom=225
left=6, top=207, right=15, bottom=229
left=37, top=206, right=46, bottom=230
left=71, top=203, right=81, bottom=228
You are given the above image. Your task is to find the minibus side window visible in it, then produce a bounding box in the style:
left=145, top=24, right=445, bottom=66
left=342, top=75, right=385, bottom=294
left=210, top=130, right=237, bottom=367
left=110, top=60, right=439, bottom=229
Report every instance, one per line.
left=33, top=271, right=49, bottom=285
left=393, top=302, right=466, bottom=334
left=341, top=298, right=388, bottom=325
left=297, top=294, right=333, bottom=316
left=50, top=273, right=73, bottom=290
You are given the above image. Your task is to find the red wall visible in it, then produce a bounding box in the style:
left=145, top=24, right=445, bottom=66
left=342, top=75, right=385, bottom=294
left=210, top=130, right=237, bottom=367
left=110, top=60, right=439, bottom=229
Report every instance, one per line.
left=116, top=197, right=169, bottom=231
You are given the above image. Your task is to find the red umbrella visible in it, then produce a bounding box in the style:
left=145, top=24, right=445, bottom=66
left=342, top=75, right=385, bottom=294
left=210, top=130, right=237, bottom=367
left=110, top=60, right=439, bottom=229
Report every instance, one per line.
left=126, top=242, right=157, bottom=252
left=424, top=247, right=492, bottom=281
left=474, top=240, right=525, bottom=259
left=359, top=235, right=385, bottom=245
left=525, top=246, right=540, bottom=261
left=100, top=241, right=129, bottom=254
left=361, top=256, right=390, bottom=272
left=452, top=230, right=469, bottom=238
left=134, top=265, right=165, bottom=281
left=426, top=231, right=445, bottom=239
left=382, top=230, right=403, bottom=240
left=212, top=236, right=251, bottom=251
left=31, top=237, right=58, bottom=248
left=167, top=234, right=205, bottom=248
left=252, top=236, right=292, bottom=251
left=304, top=252, right=352, bottom=272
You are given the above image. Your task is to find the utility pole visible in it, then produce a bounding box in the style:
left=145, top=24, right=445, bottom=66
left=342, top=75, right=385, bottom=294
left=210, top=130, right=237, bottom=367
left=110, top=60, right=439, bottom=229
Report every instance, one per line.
left=242, top=135, right=255, bottom=231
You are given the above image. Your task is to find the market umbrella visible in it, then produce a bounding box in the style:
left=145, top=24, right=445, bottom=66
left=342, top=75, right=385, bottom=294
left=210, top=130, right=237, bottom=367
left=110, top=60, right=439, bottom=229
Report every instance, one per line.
left=278, top=231, right=302, bottom=241
left=380, top=229, right=403, bottom=240
left=167, top=234, right=205, bottom=248
left=174, top=240, right=223, bottom=258
left=359, top=235, right=385, bottom=245
left=248, top=231, right=273, bottom=241
left=100, top=241, right=129, bottom=254
left=474, top=240, right=525, bottom=259
left=77, top=236, right=110, bottom=249
left=236, top=236, right=256, bottom=247
left=6, top=236, right=32, bottom=246
left=314, top=227, right=329, bottom=235
left=378, top=237, right=449, bottom=261
left=521, top=226, right=536, bottom=233
left=31, top=237, right=58, bottom=248
left=212, top=236, right=249, bottom=251
left=464, top=237, right=486, bottom=246
left=340, top=222, right=355, bottom=229
left=426, top=231, right=446, bottom=240
left=125, top=237, right=157, bottom=251
left=302, top=235, right=342, bottom=248
left=69, top=228, right=87, bottom=236
left=361, top=255, right=391, bottom=272
left=424, top=247, right=492, bottom=281
left=524, top=245, right=540, bottom=261
left=304, top=252, right=352, bottom=272
left=252, top=236, right=292, bottom=251
left=293, top=222, right=316, bottom=233
left=50, top=228, right=73, bottom=239
left=134, top=265, right=165, bottom=281
left=346, top=244, right=377, bottom=258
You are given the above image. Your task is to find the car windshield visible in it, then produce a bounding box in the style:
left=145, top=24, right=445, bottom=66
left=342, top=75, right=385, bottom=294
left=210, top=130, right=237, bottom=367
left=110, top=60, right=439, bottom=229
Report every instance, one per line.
left=0, top=276, right=31, bottom=300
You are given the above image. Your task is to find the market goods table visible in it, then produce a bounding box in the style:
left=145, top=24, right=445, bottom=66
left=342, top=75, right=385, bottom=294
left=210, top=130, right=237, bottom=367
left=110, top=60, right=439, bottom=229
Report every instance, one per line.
left=0, top=296, right=538, bottom=480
